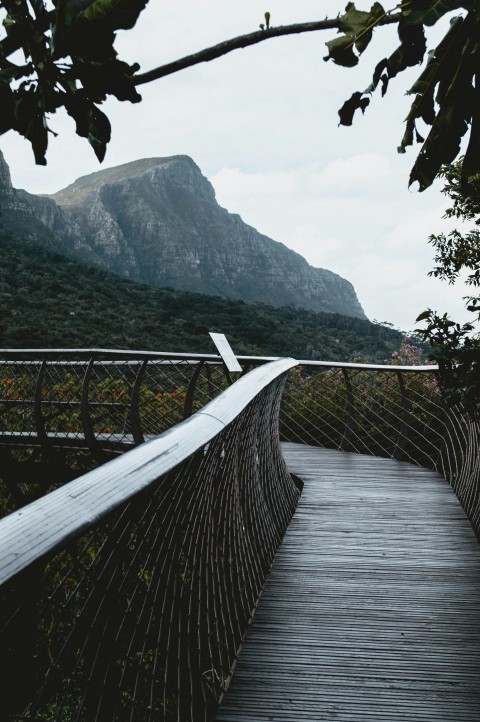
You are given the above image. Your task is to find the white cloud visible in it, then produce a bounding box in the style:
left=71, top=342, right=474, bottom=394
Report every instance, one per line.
left=317, top=154, right=391, bottom=191
left=211, top=168, right=296, bottom=198
left=387, top=206, right=455, bottom=251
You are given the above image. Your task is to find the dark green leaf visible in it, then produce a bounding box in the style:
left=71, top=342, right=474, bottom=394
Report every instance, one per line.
left=407, top=17, right=464, bottom=97
left=340, top=16, right=426, bottom=149
left=87, top=105, right=111, bottom=161
left=364, top=58, right=388, bottom=94
left=0, top=84, right=14, bottom=135
left=52, top=2, right=101, bottom=56
left=392, top=19, right=426, bottom=74
left=64, top=92, right=93, bottom=137
left=29, top=115, right=48, bottom=165
left=409, top=34, right=476, bottom=190
left=337, top=2, right=385, bottom=53
left=11, top=87, right=48, bottom=164
left=78, top=0, right=150, bottom=30
left=102, top=59, right=141, bottom=102
left=28, top=0, right=49, bottom=22
left=2, top=13, right=17, bottom=35
left=60, top=23, right=116, bottom=62
left=398, top=118, right=415, bottom=153
left=338, top=91, right=370, bottom=126
left=72, top=58, right=141, bottom=103
left=402, top=0, right=470, bottom=27
left=0, top=61, right=33, bottom=84
left=324, top=36, right=359, bottom=67
left=460, top=79, right=480, bottom=194
left=405, top=76, right=437, bottom=128
left=415, top=310, right=432, bottom=322
left=325, top=2, right=385, bottom=67
left=64, top=91, right=111, bottom=160
left=51, top=0, right=71, bottom=57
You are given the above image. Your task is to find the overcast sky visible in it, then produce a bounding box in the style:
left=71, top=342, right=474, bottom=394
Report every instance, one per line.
left=1, top=1, right=471, bottom=332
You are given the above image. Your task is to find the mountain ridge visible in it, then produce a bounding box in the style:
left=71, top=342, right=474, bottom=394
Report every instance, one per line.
left=1, top=151, right=366, bottom=319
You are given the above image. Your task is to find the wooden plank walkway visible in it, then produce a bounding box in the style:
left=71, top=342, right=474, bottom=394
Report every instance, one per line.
left=216, top=443, right=480, bottom=722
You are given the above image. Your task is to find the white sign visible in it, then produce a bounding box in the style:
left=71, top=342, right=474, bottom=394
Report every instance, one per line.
left=209, top=333, right=242, bottom=373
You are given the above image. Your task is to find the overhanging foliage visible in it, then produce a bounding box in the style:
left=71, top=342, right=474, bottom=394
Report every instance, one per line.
left=325, top=1, right=479, bottom=192
left=0, top=0, right=149, bottom=163
left=416, top=160, right=480, bottom=419
left=0, top=1, right=478, bottom=191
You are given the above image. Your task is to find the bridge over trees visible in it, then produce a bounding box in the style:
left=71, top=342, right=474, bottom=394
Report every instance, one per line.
left=0, top=350, right=479, bottom=721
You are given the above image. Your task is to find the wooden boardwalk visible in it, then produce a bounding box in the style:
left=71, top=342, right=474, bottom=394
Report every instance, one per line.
left=216, top=443, right=480, bottom=722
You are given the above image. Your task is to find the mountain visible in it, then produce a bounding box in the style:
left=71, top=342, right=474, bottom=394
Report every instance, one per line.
left=0, top=151, right=366, bottom=319
left=0, top=231, right=402, bottom=362
left=0, top=151, right=93, bottom=258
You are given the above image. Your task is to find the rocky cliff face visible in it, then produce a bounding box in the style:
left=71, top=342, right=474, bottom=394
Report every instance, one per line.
left=0, top=150, right=96, bottom=259
left=0, top=150, right=12, bottom=197
left=1, top=151, right=366, bottom=319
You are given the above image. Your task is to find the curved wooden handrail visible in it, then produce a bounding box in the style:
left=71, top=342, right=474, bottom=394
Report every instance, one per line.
left=0, top=358, right=297, bottom=586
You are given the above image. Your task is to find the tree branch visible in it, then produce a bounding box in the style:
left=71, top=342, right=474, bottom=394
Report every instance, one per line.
left=133, top=14, right=401, bottom=86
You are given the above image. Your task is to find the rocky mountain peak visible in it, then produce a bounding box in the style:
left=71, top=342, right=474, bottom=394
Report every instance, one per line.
left=51, top=155, right=215, bottom=207
left=0, top=149, right=13, bottom=195
left=0, top=152, right=367, bottom=320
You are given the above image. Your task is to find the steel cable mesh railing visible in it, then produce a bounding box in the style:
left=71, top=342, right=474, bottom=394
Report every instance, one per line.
left=0, top=360, right=299, bottom=722
left=433, top=405, right=480, bottom=532
left=41, top=362, right=87, bottom=441
left=280, top=362, right=480, bottom=538
left=87, top=362, right=134, bottom=444
left=0, top=355, right=238, bottom=453
left=0, top=352, right=268, bottom=520
left=136, top=362, right=233, bottom=440
left=280, top=365, right=444, bottom=463
left=0, top=362, right=37, bottom=437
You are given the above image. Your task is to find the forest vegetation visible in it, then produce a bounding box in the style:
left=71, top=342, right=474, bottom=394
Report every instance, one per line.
left=0, top=231, right=405, bottom=362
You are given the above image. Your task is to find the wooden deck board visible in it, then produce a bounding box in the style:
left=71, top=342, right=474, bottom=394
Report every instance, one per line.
left=216, top=444, right=480, bottom=722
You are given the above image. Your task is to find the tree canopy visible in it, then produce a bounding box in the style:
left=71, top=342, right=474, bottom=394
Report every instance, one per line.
left=0, top=1, right=479, bottom=191
left=416, top=159, right=480, bottom=419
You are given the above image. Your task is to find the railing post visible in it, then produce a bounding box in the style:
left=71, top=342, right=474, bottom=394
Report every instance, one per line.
left=340, top=368, right=356, bottom=451
left=129, top=359, right=148, bottom=444
left=222, top=362, right=233, bottom=386
left=34, top=359, right=49, bottom=450
left=206, top=362, right=215, bottom=399
left=394, top=370, right=411, bottom=460
left=183, top=360, right=204, bottom=419
left=432, top=369, right=460, bottom=480
left=81, top=358, right=99, bottom=455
